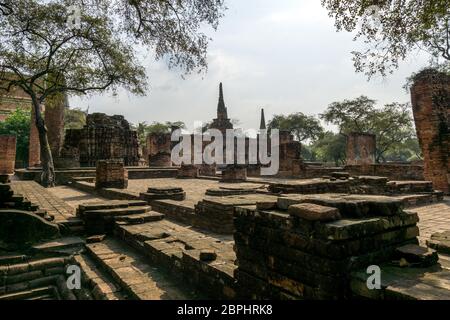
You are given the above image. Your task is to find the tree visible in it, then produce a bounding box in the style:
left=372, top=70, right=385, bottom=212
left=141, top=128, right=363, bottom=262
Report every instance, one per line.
left=0, top=108, right=30, bottom=166
left=320, top=96, right=416, bottom=162
left=321, top=0, right=450, bottom=77
left=310, top=131, right=347, bottom=166
left=0, top=0, right=225, bottom=186
left=267, top=112, right=324, bottom=143
left=64, top=107, right=86, bottom=130
left=135, top=121, right=186, bottom=146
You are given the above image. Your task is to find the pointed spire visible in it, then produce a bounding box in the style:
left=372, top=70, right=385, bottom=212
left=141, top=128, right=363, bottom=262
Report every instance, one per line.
left=259, top=108, right=266, bottom=130
left=217, top=82, right=228, bottom=119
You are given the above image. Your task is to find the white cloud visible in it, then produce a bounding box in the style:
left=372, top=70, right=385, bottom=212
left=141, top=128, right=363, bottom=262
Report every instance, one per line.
left=70, top=0, right=430, bottom=133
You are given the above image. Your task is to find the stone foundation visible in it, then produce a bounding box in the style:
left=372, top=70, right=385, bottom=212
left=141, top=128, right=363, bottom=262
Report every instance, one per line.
left=140, top=186, right=186, bottom=202
left=198, top=164, right=216, bottom=176
left=220, top=165, right=247, bottom=182
left=411, top=69, right=450, bottom=193
left=0, top=135, right=16, bottom=174
left=177, top=164, right=199, bottom=178
left=95, top=160, right=128, bottom=189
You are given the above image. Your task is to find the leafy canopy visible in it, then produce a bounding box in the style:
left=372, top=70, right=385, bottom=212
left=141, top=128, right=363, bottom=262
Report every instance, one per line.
left=0, top=108, right=31, bottom=165
left=321, top=0, right=450, bottom=77
left=267, top=112, right=324, bottom=143
left=320, top=96, right=416, bottom=162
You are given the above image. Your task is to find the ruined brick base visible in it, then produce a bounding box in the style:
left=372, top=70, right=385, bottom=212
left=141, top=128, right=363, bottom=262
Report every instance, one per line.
left=95, top=160, right=128, bottom=189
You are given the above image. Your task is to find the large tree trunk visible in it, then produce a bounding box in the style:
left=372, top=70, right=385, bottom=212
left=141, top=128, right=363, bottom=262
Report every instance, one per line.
left=32, top=99, right=56, bottom=187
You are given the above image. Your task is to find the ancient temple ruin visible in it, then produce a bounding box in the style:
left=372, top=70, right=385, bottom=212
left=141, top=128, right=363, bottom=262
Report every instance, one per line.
left=60, top=113, right=140, bottom=167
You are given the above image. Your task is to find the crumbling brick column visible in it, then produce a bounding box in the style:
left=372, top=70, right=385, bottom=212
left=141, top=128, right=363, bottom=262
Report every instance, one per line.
left=147, top=132, right=172, bottom=167
left=0, top=135, right=16, bottom=174
left=411, top=69, right=450, bottom=194
left=95, top=160, right=128, bottom=189
left=346, top=132, right=376, bottom=166
left=28, top=106, right=41, bottom=167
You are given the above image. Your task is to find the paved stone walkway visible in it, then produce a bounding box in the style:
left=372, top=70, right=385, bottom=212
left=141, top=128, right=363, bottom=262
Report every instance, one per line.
left=10, top=181, right=75, bottom=223
left=413, top=197, right=450, bottom=244
left=125, top=178, right=266, bottom=208
left=47, top=185, right=108, bottom=208
left=11, top=181, right=450, bottom=245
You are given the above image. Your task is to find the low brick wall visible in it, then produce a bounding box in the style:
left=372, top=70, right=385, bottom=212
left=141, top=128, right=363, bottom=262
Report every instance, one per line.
left=345, top=164, right=424, bottom=181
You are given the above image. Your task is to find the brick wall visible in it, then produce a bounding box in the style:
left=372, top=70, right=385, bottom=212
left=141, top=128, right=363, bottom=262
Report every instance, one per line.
left=411, top=69, right=450, bottom=193
left=0, top=135, right=16, bottom=174
left=346, top=132, right=376, bottom=166
left=95, top=160, right=128, bottom=189
left=146, top=133, right=172, bottom=166
left=345, top=163, right=424, bottom=181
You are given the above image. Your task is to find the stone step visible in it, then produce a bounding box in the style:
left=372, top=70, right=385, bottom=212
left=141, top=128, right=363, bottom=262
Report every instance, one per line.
left=84, top=206, right=152, bottom=218
left=73, top=253, right=127, bottom=300
left=32, top=236, right=85, bottom=254
left=85, top=238, right=196, bottom=300
left=115, top=212, right=165, bottom=225
left=26, top=293, right=56, bottom=300
left=0, top=286, right=56, bottom=300
left=77, top=200, right=148, bottom=216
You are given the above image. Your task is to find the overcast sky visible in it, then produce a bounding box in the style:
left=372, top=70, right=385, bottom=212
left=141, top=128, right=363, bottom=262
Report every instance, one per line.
left=71, top=0, right=429, bottom=132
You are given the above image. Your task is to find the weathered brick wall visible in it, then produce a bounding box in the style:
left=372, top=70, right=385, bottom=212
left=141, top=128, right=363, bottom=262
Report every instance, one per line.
left=346, top=132, right=376, bottom=166
left=61, top=113, right=140, bottom=167
left=234, top=195, right=419, bottom=299
left=146, top=132, right=172, bottom=166
left=95, top=160, right=128, bottom=189
left=0, top=135, right=16, bottom=174
left=411, top=69, right=450, bottom=193
left=275, top=130, right=302, bottom=176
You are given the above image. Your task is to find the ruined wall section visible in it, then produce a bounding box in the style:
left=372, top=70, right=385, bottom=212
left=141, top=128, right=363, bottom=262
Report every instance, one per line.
left=411, top=69, right=450, bottom=193
left=346, top=132, right=376, bottom=166
left=61, top=113, right=139, bottom=167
